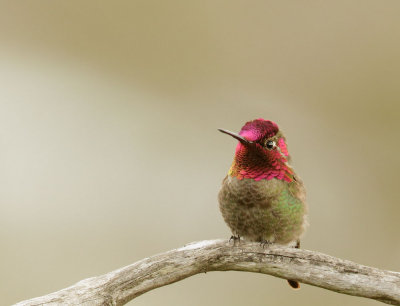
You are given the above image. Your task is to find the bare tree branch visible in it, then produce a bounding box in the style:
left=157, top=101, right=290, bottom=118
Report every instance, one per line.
left=14, top=239, right=400, bottom=306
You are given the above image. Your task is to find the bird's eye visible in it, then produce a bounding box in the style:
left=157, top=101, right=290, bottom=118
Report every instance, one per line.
left=265, top=140, right=276, bottom=150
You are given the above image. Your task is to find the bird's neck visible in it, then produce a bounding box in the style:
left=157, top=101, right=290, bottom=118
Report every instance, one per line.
left=228, top=143, right=294, bottom=182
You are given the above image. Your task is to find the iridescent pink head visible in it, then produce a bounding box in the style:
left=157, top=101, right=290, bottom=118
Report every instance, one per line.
left=218, top=118, right=293, bottom=182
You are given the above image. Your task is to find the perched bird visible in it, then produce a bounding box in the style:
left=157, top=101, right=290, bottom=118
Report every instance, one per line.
left=218, top=118, right=307, bottom=289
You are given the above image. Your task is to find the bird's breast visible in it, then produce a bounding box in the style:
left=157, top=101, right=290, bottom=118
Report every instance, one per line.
left=218, top=175, right=307, bottom=243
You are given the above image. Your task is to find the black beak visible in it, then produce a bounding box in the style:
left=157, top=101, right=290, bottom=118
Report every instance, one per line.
left=218, top=128, right=253, bottom=145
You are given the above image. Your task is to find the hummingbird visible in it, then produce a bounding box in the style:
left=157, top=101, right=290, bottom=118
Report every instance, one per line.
left=218, top=118, right=307, bottom=289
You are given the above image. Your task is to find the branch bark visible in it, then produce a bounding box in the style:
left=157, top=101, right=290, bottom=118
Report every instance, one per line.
left=14, top=239, right=400, bottom=306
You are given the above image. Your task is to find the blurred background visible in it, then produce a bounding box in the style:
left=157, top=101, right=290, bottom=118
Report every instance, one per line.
left=1, top=1, right=399, bottom=305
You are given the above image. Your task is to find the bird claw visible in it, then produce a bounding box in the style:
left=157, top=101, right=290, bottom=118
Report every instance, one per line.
left=229, top=235, right=241, bottom=245
left=260, top=240, right=272, bottom=248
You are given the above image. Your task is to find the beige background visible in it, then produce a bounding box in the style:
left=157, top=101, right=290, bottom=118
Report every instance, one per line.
left=1, top=1, right=399, bottom=305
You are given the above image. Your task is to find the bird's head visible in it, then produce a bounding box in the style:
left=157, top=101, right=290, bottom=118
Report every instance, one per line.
left=218, top=118, right=293, bottom=182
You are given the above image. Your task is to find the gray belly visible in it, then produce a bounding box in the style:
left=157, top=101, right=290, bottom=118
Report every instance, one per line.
left=218, top=175, right=307, bottom=244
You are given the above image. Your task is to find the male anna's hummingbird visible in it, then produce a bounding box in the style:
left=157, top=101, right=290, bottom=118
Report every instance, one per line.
left=218, top=118, right=307, bottom=289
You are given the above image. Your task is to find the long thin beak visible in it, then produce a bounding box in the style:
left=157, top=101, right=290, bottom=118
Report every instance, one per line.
left=218, top=128, right=253, bottom=145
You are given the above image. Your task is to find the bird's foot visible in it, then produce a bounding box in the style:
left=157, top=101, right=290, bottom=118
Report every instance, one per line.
left=260, top=240, right=272, bottom=249
left=229, top=235, right=241, bottom=246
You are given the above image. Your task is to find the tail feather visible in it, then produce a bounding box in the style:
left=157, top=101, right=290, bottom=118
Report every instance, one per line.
left=287, top=239, right=301, bottom=289
left=287, top=279, right=300, bottom=289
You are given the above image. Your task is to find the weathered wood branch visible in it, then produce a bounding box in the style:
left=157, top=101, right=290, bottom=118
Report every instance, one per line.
left=14, top=239, right=400, bottom=306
